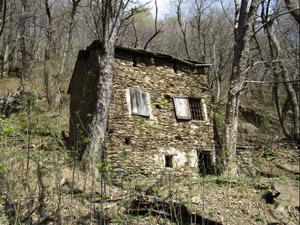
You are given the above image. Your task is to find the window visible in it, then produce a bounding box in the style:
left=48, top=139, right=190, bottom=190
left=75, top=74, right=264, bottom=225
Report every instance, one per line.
left=197, top=150, right=214, bottom=175
left=130, top=88, right=150, bottom=117
left=173, top=97, right=203, bottom=120
left=165, top=155, right=173, bottom=168
left=189, top=98, right=203, bottom=120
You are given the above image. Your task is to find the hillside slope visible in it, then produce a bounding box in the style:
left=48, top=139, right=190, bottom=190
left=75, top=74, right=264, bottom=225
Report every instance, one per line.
left=0, top=75, right=299, bottom=224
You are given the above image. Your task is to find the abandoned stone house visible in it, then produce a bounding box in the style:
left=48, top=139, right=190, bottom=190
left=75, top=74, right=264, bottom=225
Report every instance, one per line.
left=68, top=40, right=216, bottom=180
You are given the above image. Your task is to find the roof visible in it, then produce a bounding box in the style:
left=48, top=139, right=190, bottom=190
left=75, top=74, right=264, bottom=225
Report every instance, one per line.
left=68, top=41, right=212, bottom=94
left=88, top=40, right=213, bottom=68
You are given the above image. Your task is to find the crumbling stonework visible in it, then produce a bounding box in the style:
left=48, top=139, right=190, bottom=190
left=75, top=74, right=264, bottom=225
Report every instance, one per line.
left=68, top=41, right=216, bottom=181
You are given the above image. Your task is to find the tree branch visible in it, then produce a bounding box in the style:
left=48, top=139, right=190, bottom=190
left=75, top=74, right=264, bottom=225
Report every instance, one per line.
left=245, top=79, right=300, bottom=85
left=254, top=7, right=300, bottom=35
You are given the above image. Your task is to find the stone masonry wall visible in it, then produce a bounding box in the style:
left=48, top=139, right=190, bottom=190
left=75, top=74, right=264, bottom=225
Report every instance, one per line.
left=69, top=43, right=215, bottom=181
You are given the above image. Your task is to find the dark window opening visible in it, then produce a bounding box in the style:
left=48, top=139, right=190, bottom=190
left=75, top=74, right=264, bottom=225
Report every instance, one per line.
left=133, top=56, right=137, bottom=67
left=164, top=94, right=171, bottom=100
left=125, top=136, right=131, bottom=145
left=175, top=135, right=182, bottom=141
left=198, top=150, right=213, bottom=176
left=165, top=155, right=173, bottom=168
left=106, top=122, right=114, bottom=134
left=173, top=64, right=178, bottom=73
left=155, top=104, right=162, bottom=109
left=189, top=98, right=203, bottom=120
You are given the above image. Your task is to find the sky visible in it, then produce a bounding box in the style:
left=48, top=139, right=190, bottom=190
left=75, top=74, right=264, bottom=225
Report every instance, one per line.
left=141, top=0, right=171, bottom=19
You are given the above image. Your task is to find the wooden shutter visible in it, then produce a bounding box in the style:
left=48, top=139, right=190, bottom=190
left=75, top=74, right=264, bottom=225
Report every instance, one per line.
left=173, top=97, right=191, bottom=119
left=130, top=89, right=150, bottom=117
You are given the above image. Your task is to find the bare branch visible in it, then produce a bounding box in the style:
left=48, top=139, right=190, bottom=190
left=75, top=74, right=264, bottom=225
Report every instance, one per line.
left=220, top=0, right=234, bottom=27
left=144, top=0, right=162, bottom=50
left=245, top=79, right=300, bottom=85
left=254, top=7, right=300, bottom=35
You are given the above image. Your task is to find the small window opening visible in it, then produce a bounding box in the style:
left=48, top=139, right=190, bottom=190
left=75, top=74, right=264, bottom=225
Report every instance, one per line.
left=164, top=94, right=171, bottom=100
left=175, top=135, right=182, bottom=141
left=125, top=136, right=131, bottom=145
left=133, top=56, right=137, bottom=67
left=173, top=63, right=178, bottom=73
left=106, top=122, right=114, bottom=134
left=198, top=150, right=213, bottom=176
left=165, top=155, right=173, bottom=168
left=189, top=98, right=203, bottom=120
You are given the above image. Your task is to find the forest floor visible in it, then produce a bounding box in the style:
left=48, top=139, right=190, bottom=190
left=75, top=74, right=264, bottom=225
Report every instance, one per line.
left=0, top=75, right=299, bottom=224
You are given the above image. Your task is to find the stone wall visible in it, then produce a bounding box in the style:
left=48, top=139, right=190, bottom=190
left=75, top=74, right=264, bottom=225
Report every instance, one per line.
left=69, top=42, right=216, bottom=181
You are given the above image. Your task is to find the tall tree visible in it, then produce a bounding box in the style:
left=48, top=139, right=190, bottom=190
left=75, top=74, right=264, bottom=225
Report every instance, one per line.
left=0, top=0, right=7, bottom=40
left=59, top=0, right=82, bottom=78
left=56, top=0, right=82, bottom=106
left=222, top=0, right=260, bottom=176
left=84, top=0, right=128, bottom=177
left=19, top=0, right=27, bottom=84
left=43, top=0, right=53, bottom=106
left=261, top=0, right=300, bottom=143
left=175, top=0, right=191, bottom=60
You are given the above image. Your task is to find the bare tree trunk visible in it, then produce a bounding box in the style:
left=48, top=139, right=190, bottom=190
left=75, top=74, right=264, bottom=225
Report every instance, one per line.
left=212, top=42, right=221, bottom=103
left=143, top=0, right=161, bottom=50
left=43, top=0, right=53, bottom=107
left=0, top=0, right=7, bottom=39
left=268, top=35, right=300, bottom=142
left=222, top=0, right=260, bottom=176
left=1, top=0, right=10, bottom=79
left=56, top=0, right=82, bottom=106
left=263, top=0, right=300, bottom=143
left=19, top=0, right=27, bottom=84
left=176, top=0, right=191, bottom=60
left=84, top=0, right=125, bottom=178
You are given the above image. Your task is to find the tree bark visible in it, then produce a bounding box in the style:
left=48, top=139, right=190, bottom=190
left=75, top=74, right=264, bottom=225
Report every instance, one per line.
left=222, top=0, right=260, bottom=176
left=263, top=0, right=300, bottom=143
left=284, top=0, right=300, bottom=24
left=19, top=0, right=27, bottom=84
left=176, top=0, right=191, bottom=60
left=56, top=0, right=82, bottom=106
left=0, top=0, right=7, bottom=39
left=59, top=0, right=81, bottom=78
left=84, top=0, right=125, bottom=178
left=43, top=0, right=53, bottom=107
left=1, top=0, right=10, bottom=79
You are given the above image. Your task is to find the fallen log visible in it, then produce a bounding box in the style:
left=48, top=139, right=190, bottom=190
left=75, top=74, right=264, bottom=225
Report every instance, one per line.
left=127, top=195, right=222, bottom=225
left=0, top=86, right=24, bottom=117
left=275, top=164, right=300, bottom=175
left=32, top=204, right=64, bottom=225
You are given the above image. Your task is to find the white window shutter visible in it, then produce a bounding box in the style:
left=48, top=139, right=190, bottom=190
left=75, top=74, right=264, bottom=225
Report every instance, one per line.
left=173, top=97, right=191, bottom=119
left=130, top=89, right=150, bottom=117
left=139, top=91, right=150, bottom=116
left=130, top=89, right=138, bottom=115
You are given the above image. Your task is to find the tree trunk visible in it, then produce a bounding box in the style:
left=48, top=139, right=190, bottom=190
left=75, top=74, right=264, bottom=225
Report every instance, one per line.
left=0, top=0, right=7, bottom=39
left=222, top=0, right=260, bottom=176
left=264, top=1, right=300, bottom=143
left=43, top=0, right=53, bottom=107
left=176, top=0, right=191, bottom=60
left=56, top=0, right=82, bottom=106
left=1, top=0, right=11, bottom=79
left=19, top=0, right=27, bottom=84
left=84, top=0, right=124, bottom=178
